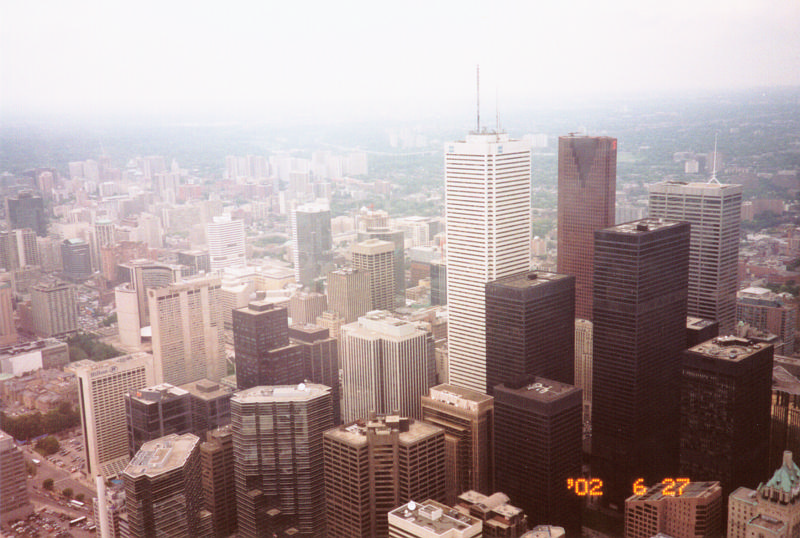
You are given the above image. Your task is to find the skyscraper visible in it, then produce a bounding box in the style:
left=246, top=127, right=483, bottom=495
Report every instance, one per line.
left=179, top=379, right=233, bottom=439
left=289, top=323, right=341, bottom=425
left=680, top=337, right=773, bottom=501
left=421, top=384, right=494, bottom=504
left=575, top=319, right=593, bottom=425
left=60, top=238, right=93, bottom=281
left=0, top=273, right=17, bottom=346
left=485, top=271, right=575, bottom=393
left=351, top=239, right=395, bottom=312
left=5, top=190, right=47, bottom=236
left=125, top=383, right=193, bottom=456
left=67, top=353, right=156, bottom=477
left=232, top=300, right=304, bottom=390
left=291, top=203, right=333, bottom=288
left=494, top=379, right=583, bottom=535
left=206, top=214, right=246, bottom=272
left=324, top=415, right=446, bottom=538
left=592, top=218, right=690, bottom=508
left=648, top=180, right=742, bottom=334
left=357, top=226, right=406, bottom=307
left=0, top=429, right=33, bottom=525
left=123, top=433, right=205, bottom=538
left=340, top=311, right=435, bottom=422
left=200, top=425, right=237, bottom=538
left=288, top=291, right=328, bottom=324
left=327, top=268, right=371, bottom=323
left=232, top=384, right=333, bottom=537
left=445, top=131, right=531, bottom=392
left=148, top=275, right=226, bottom=386
left=556, top=134, right=616, bottom=321
left=30, top=279, right=78, bottom=338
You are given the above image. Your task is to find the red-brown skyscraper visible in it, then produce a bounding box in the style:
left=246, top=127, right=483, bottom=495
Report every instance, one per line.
left=557, top=135, right=616, bottom=320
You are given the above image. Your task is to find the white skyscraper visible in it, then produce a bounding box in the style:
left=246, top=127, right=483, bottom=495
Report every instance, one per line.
left=445, top=131, right=531, bottom=392
left=67, top=353, right=155, bottom=478
left=340, top=311, right=435, bottom=422
left=148, top=275, right=226, bottom=386
left=648, top=179, right=742, bottom=334
left=206, top=214, right=246, bottom=272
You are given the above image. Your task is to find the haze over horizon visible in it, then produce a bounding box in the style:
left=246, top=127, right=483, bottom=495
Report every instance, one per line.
left=2, top=0, right=800, bottom=124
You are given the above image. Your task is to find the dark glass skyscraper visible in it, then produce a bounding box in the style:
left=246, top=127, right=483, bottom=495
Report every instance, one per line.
left=5, top=191, right=47, bottom=236
left=557, top=135, right=616, bottom=321
left=291, top=204, right=333, bottom=289
left=592, top=218, right=689, bottom=509
left=485, top=271, right=575, bottom=393
left=232, top=300, right=304, bottom=390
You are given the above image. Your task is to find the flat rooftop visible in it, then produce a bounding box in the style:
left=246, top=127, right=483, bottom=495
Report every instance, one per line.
left=389, top=500, right=480, bottom=536
left=686, top=316, right=716, bottom=329
left=607, top=217, right=685, bottom=235
left=128, top=383, right=189, bottom=404
left=497, top=377, right=581, bottom=403
left=427, top=384, right=494, bottom=406
left=489, top=271, right=571, bottom=290
left=628, top=480, right=721, bottom=502
left=326, top=416, right=442, bottom=447
left=179, top=379, right=233, bottom=401
left=232, top=383, right=330, bottom=403
left=688, top=336, right=770, bottom=362
left=124, top=433, right=199, bottom=478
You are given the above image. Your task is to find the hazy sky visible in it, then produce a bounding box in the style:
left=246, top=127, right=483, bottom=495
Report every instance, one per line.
left=2, top=0, right=799, bottom=120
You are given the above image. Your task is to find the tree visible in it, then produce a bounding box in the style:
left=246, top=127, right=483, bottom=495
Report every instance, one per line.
left=62, top=487, right=73, bottom=499
left=35, top=435, right=60, bottom=456
left=42, top=478, right=54, bottom=491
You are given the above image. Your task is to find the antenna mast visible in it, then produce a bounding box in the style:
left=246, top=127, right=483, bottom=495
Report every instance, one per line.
left=708, top=133, right=720, bottom=184
left=476, top=64, right=480, bottom=133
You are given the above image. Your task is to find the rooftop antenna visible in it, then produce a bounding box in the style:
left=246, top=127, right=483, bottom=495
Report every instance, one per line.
left=708, top=132, right=720, bottom=184
left=476, top=64, right=480, bottom=133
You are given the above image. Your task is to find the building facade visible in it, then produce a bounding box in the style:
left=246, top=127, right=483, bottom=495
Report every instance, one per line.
left=67, top=353, right=156, bottom=478
left=324, top=415, right=446, bottom=538
left=485, top=271, right=575, bottom=393
left=206, top=215, right=246, bottom=271
left=291, top=203, right=333, bottom=288
left=0, top=429, right=33, bottom=525
left=421, top=384, right=494, bottom=505
left=445, top=131, right=531, bottom=393
left=232, top=384, right=333, bottom=538
left=351, top=239, right=396, bottom=312
left=556, top=134, right=616, bottom=321
left=592, top=219, right=690, bottom=508
left=737, top=286, right=797, bottom=355
left=289, top=324, right=341, bottom=425
left=5, top=191, right=47, bottom=236
left=327, top=267, right=371, bottom=323
left=125, top=383, right=193, bottom=456
left=388, top=500, right=482, bottom=538
left=648, top=180, right=742, bottom=334
left=200, top=425, right=237, bottom=538
left=30, top=279, right=78, bottom=338
left=625, top=481, right=722, bottom=538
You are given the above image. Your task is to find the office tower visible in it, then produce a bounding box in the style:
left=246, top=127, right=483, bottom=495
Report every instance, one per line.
left=351, top=238, right=395, bottom=311
left=430, top=260, right=447, bottom=306
left=728, top=451, right=800, bottom=538
left=125, top=383, right=193, bottom=456
left=454, top=490, right=529, bottom=536
left=232, top=300, right=304, bottom=390
left=0, top=273, right=16, bottom=346
left=5, top=190, right=47, bottom=236
left=575, top=319, right=592, bottom=426
left=340, top=311, right=435, bottom=422
left=681, top=337, right=773, bottom=500
left=200, top=425, right=237, bottom=538
left=357, top=226, right=406, bottom=306
left=0, top=429, right=33, bottom=525
left=0, top=232, right=18, bottom=271
left=117, top=259, right=182, bottom=327
left=291, top=203, right=333, bottom=288
left=737, top=286, right=797, bottom=355
left=327, top=267, right=371, bottom=323
left=100, top=241, right=151, bottom=283
left=67, top=353, right=156, bottom=477
left=123, top=433, right=204, bottom=538
left=289, top=324, right=341, bottom=424
left=12, top=228, right=39, bottom=267
left=148, top=275, right=225, bottom=386
left=316, top=309, right=345, bottom=341
left=649, top=180, right=742, bottom=334
left=592, top=218, right=690, bottom=508
left=232, top=384, right=333, bottom=537
left=421, top=384, right=494, bottom=504
left=388, top=500, right=482, bottom=538
left=494, top=379, right=582, bottom=534
left=556, top=134, right=616, bottom=321
left=686, top=316, right=719, bottom=348
left=206, top=214, right=246, bottom=271
left=289, top=291, right=328, bottom=324
left=624, top=481, right=722, bottom=538
left=179, top=379, right=232, bottom=438
left=445, top=131, right=531, bottom=393
left=30, top=279, right=78, bottom=338
left=771, top=361, right=800, bottom=472
left=95, top=218, right=116, bottom=247
left=61, top=238, right=92, bottom=281
left=177, top=249, right=210, bottom=276
left=324, top=415, right=446, bottom=538
left=485, top=271, right=575, bottom=393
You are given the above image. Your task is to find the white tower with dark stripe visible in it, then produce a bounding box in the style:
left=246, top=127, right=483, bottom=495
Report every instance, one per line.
left=445, top=131, right=531, bottom=392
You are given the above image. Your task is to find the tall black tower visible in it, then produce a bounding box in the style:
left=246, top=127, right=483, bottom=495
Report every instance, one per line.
left=485, top=271, right=575, bottom=394
left=591, top=218, right=690, bottom=509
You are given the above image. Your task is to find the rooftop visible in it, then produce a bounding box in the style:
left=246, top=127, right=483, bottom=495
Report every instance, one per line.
left=686, top=316, right=716, bottom=329
left=179, top=379, right=232, bottom=400
left=327, top=415, right=442, bottom=446
left=123, top=433, right=199, bottom=478
left=496, top=377, right=581, bottom=403
left=688, top=336, right=770, bottom=362
left=627, top=481, right=721, bottom=502
left=607, top=217, right=685, bottom=235
left=489, top=271, right=571, bottom=290
left=128, top=383, right=188, bottom=404
left=232, top=383, right=330, bottom=403
left=388, top=500, right=481, bottom=536
left=427, top=384, right=494, bottom=406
